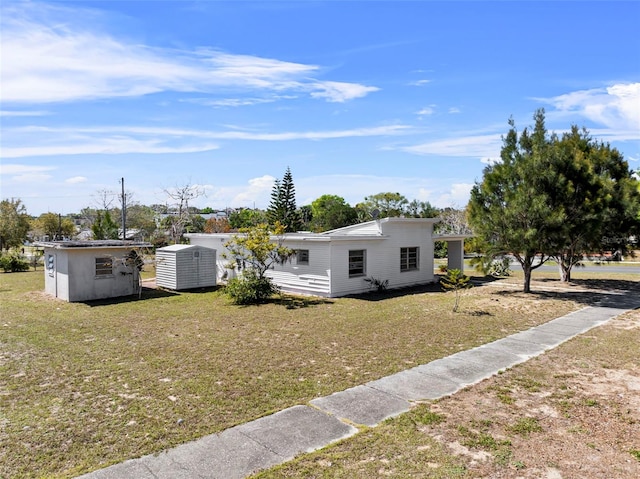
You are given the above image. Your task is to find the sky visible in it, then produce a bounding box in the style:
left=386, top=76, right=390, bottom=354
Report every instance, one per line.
left=1, top=0, right=639, bottom=216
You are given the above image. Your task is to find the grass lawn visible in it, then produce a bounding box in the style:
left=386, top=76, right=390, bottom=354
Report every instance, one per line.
left=1, top=269, right=637, bottom=478
left=254, top=304, right=640, bottom=479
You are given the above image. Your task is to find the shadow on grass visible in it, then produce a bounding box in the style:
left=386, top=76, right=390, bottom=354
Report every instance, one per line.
left=349, top=274, right=504, bottom=302
left=275, top=295, right=335, bottom=309
left=493, top=285, right=640, bottom=310
left=533, top=277, right=640, bottom=293
left=82, top=286, right=183, bottom=306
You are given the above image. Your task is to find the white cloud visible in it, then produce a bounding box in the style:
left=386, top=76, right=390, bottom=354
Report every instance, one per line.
left=0, top=110, right=50, bottom=117
left=65, top=176, right=88, bottom=184
left=9, top=173, right=53, bottom=183
left=417, top=106, right=435, bottom=116
left=1, top=124, right=411, bottom=158
left=434, top=183, right=474, bottom=209
left=0, top=163, right=56, bottom=175
left=1, top=2, right=378, bottom=105
left=536, top=82, right=640, bottom=133
left=448, top=107, right=461, bottom=114
left=310, top=81, right=380, bottom=103
left=409, top=79, right=431, bottom=86
left=231, top=175, right=277, bottom=206
left=402, top=133, right=503, bottom=159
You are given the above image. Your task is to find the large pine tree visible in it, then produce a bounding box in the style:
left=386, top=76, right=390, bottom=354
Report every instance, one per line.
left=266, top=167, right=302, bottom=232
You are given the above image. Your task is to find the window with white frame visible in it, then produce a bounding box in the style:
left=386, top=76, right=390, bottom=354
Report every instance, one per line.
left=95, top=257, right=113, bottom=276
left=296, top=249, right=309, bottom=265
left=400, top=247, right=419, bottom=272
left=348, top=249, right=366, bottom=277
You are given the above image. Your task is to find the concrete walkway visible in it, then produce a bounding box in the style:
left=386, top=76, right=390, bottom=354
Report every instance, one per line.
left=78, top=294, right=638, bottom=479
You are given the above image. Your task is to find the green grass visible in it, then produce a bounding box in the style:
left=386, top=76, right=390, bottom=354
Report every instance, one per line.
left=0, top=269, right=634, bottom=478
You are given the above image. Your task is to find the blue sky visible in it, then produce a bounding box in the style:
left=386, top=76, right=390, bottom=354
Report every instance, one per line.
left=1, top=0, right=639, bottom=216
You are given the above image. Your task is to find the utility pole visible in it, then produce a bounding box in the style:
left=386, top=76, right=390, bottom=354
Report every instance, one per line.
left=120, top=178, right=127, bottom=241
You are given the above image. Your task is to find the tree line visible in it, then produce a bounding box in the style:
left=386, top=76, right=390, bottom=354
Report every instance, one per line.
left=2, top=109, right=638, bottom=293
left=0, top=169, right=458, bottom=250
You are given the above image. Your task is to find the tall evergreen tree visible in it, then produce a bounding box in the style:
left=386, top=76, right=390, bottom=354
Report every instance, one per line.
left=92, top=210, right=119, bottom=240
left=266, top=167, right=301, bottom=232
left=544, top=127, right=640, bottom=281
left=468, top=109, right=640, bottom=291
left=468, top=110, right=564, bottom=293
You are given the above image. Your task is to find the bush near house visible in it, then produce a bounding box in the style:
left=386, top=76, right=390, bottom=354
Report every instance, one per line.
left=0, top=251, right=30, bottom=272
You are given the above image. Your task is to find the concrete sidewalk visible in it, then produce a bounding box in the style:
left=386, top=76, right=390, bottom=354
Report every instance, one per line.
left=78, top=295, right=638, bottom=479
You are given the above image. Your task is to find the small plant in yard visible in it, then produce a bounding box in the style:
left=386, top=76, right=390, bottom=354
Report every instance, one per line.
left=363, top=276, right=389, bottom=292
left=413, top=407, right=445, bottom=426
left=507, top=417, right=542, bottom=436
left=225, top=269, right=280, bottom=305
left=222, top=222, right=294, bottom=304
left=440, top=268, right=472, bottom=312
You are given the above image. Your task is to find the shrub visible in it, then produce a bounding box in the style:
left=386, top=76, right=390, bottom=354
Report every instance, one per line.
left=440, top=268, right=472, bottom=312
left=0, top=252, right=30, bottom=273
left=363, top=276, right=389, bottom=292
left=225, top=270, right=279, bottom=305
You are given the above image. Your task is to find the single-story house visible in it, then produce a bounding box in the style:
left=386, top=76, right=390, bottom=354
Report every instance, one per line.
left=35, top=240, right=151, bottom=302
left=186, top=217, right=467, bottom=298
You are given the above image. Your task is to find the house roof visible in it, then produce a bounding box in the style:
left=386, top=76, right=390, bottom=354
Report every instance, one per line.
left=185, top=217, right=441, bottom=243
left=157, top=244, right=214, bottom=252
left=34, top=240, right=152, bottom=250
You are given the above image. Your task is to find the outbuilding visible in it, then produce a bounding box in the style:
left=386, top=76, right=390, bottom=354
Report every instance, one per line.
left=155, top=244, right=216, bottom=291
left=186, top=217, right=468, bottom=298
left=35, top=240, right=150, bottom=302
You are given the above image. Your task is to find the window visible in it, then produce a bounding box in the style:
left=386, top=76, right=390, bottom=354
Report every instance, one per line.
left=400, top=247, right=419, bottom=272
left=95, top=257, right=113, bottom=276
left=348, top=249, right=366, bottom=277
left=296, top=249, right=309, bottom=265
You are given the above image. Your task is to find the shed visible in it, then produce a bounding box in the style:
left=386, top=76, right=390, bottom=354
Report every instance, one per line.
left=156, top=244, right=216, bottom=290
left=35, top=240, right=150, bottom=302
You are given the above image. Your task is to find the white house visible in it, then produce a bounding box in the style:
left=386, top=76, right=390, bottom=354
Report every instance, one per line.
left=35, top=240, right=150, bottom=302
left=186, top=218, right=466, bottom=298
left=156, top=244, right=216, bottom=290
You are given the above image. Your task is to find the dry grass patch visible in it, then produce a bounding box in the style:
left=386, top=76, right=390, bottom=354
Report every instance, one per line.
left=0, top=270, right=614, bottom=478
left=255, top=305, right=640, bottom=479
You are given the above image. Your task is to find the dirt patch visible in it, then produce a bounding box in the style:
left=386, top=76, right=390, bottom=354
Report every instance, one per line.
left=424, top=309, right=640, bottom=478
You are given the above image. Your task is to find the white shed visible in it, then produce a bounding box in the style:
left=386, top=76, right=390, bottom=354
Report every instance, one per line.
left=156, top=244, right=216, bottom=290
left=35, top=240, right=150, bottom=302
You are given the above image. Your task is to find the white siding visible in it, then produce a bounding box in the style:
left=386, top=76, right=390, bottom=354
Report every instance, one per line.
left=156, top=250, right=178, bottom=289
left=67, top=248, right=139, bottom=301
left=41, top=247, right=139, bottom=302
left=186, top=219, right=438, bottom=298
left=156, top=245, right=216, bottom=290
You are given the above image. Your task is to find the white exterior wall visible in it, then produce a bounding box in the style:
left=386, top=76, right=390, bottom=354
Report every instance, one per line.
left=156, top=245, right=216, bottom=290
left=378, top=220, right=436, bottom=289
left=186, top=219, right=438, bottom=298
left=156, top=250, right=178, bottom=289
left=187, top=235, right=233, bottom=283
left=44, top=249, right=70, bottom=300
left=328, top=239, right=385, bottom=296
left=43, top=247, right=139, bottom=302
